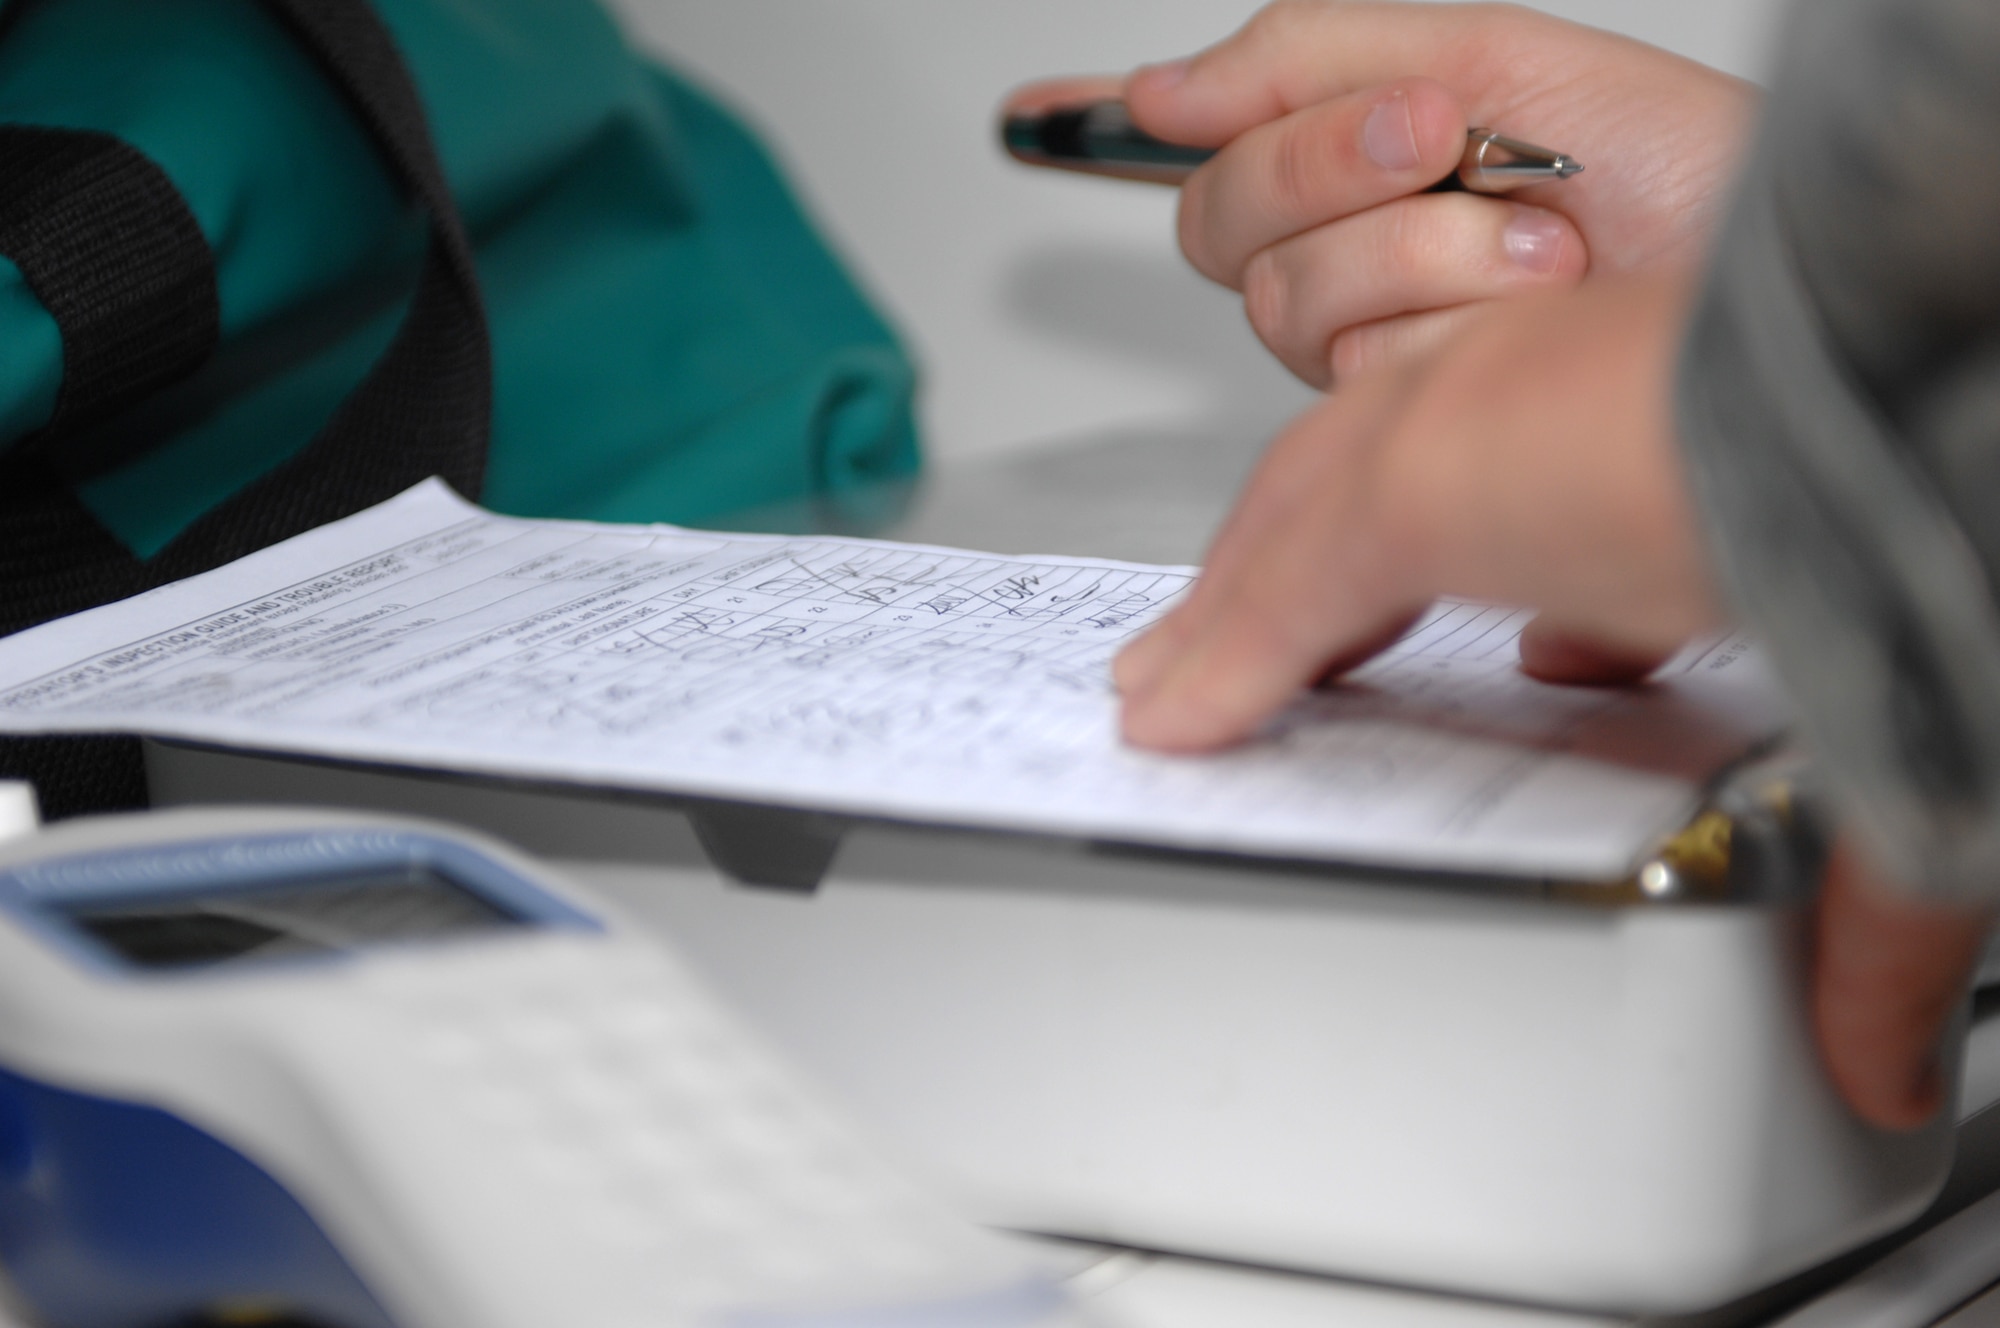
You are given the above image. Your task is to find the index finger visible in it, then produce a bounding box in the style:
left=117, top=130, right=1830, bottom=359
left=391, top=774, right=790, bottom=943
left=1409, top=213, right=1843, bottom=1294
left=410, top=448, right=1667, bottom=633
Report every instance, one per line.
left=1119, top=381, right=1432, bottom=750
left=1124, top=2, right=1546, bottom=145
left=1176, top=76, right=1469, bottom=288
left=1001, top=75, right=1128, bottom=119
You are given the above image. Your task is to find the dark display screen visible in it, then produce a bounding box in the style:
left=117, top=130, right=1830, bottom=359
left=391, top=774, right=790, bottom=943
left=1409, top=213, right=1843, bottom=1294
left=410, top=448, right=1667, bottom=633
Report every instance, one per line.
left=57, top=863, right=521, bottom=970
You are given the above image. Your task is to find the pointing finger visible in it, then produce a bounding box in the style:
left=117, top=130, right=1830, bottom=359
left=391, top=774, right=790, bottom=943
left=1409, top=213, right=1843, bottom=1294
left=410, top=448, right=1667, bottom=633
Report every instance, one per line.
left=1120, top=385, right=1429, bottom=749
left=1117, top=380, right=1397, bottom=699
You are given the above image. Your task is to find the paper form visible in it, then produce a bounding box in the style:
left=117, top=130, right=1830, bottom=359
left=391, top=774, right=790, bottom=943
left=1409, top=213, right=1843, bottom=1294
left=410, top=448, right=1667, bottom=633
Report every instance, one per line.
left=0, top=482, right=1786, bottom=879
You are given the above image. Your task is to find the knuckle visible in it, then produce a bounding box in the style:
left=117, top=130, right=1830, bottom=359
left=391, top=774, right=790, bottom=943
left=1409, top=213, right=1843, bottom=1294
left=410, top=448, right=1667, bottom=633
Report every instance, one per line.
left=1175, top=185, right=1230, bottom=285
left=1248, top=0, right=1322, bottom=43
left=1242, top=252, right=1330, bottom=388
left=1264, top=121, right=1334, bottom=223
left=1239, top=250, right=1291, bottom=345
left=1470, top=2, right=1537, bottom=28
left=1327, top=325, right=1373, bottom=384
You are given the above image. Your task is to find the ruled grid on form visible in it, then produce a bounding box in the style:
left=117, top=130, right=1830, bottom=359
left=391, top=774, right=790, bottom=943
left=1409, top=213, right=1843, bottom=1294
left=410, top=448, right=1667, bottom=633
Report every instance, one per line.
left=0, top=482, right=1785, bottom=879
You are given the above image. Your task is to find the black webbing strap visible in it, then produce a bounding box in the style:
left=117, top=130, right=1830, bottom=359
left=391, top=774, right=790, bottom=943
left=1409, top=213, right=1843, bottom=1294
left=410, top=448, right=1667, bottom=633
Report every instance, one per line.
left=0, top=0, right=491, bottom=817
left=149, top=0, right=491, bottom=577
left=0, top=127, right=219, bottom=443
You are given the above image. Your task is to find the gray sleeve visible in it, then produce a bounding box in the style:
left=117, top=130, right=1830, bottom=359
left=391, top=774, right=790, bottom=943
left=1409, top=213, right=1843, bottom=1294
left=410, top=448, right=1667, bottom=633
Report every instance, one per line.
left=1677, top=0, right=2000, bottom=900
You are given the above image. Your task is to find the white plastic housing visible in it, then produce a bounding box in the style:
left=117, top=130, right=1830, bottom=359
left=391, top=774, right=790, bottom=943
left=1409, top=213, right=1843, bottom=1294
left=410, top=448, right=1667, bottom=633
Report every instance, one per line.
left=148, top=744, right=1960, bottom=1315
left=0, top=805, right=1076, bottom=1328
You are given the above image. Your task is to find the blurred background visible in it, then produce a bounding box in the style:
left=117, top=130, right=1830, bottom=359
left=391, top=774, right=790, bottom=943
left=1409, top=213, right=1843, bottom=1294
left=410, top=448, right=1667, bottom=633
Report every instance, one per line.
left=606, top=1, right=1787, bottom=556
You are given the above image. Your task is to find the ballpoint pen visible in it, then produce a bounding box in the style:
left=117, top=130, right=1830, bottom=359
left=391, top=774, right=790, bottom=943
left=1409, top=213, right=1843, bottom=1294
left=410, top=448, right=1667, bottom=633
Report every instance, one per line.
left=1001, top=99, right=1584, bottom=193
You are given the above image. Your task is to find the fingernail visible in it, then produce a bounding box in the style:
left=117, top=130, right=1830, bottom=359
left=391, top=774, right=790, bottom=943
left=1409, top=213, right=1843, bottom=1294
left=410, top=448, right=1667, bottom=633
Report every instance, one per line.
left=1362, top=92, right=1420, bottom=172
left=1134, top=58, right=1191, bottom=92
left=1503, top=210, right=1567, bottom=275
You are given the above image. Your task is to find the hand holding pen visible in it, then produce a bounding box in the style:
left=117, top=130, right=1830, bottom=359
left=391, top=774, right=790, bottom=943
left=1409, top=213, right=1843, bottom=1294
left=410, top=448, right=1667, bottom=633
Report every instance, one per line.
left=1005, top=101, right=1584, bottom=194
left=999, top=3, right=1755, bottom=388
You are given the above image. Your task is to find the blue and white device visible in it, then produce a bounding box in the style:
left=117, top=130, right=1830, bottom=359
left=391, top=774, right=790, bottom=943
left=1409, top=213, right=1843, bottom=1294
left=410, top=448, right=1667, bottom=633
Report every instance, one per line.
left=0, top=801, right=1079, bottom=1328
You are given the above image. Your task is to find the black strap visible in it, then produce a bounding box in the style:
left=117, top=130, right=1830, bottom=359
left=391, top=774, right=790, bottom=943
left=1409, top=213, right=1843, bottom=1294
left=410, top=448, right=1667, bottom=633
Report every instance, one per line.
left=0, top=127, right=219, bottom=444
left=0, top=0, right=492, bottom=816
left=151, top=0, right=491, bottom=578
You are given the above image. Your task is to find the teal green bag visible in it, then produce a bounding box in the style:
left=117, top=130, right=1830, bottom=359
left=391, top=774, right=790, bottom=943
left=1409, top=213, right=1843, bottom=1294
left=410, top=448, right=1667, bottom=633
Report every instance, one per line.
left=0, top=0, right=920, bottom=557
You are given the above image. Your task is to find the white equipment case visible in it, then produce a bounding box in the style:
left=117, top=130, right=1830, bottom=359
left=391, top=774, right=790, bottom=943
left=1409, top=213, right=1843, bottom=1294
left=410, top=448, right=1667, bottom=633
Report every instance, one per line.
left=148, top=739, right=1976, bottom=1316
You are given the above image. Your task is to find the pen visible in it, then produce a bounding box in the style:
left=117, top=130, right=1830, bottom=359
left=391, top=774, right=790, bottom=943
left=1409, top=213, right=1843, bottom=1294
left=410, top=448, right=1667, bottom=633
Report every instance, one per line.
left=1001, top=100, right=1584, bottom=194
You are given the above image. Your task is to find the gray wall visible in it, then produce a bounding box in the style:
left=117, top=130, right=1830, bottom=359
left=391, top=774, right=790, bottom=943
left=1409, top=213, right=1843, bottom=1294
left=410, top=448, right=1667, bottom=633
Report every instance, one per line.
left=609, top=2, right=1786, bottom=463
